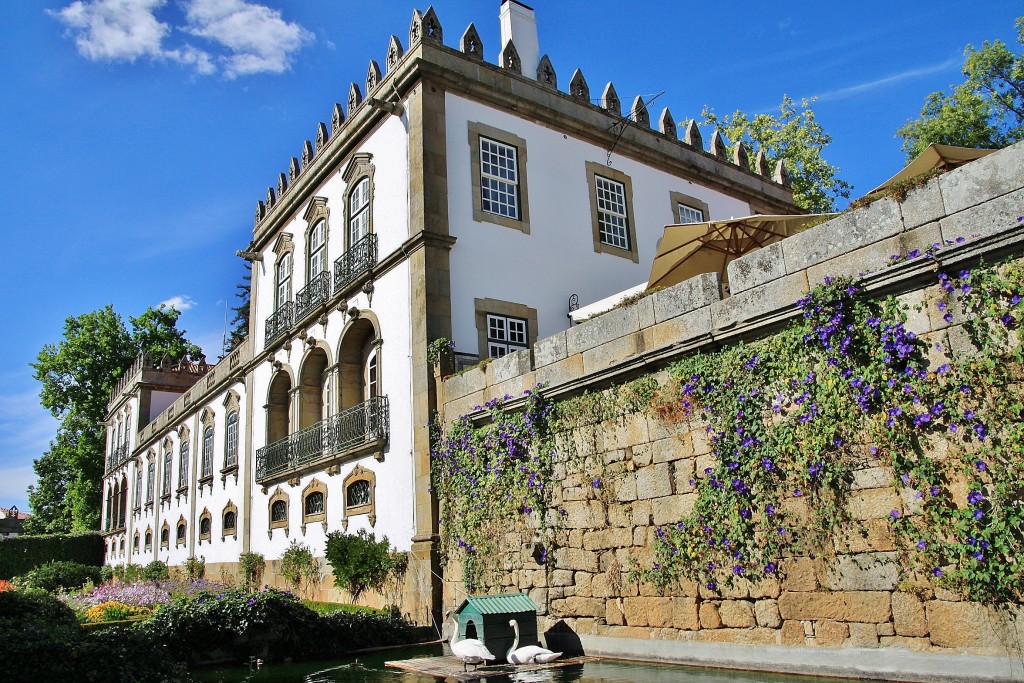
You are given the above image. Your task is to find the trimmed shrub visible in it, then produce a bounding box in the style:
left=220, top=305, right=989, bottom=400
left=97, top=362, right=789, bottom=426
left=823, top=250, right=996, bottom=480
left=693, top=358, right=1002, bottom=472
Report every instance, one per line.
left=142, top=560, right=169, bottom=581
left=0, top=533, right=103, bottom=579
left=13, top=560, right=102, bottom=592
left=239, top=551, right=265, bottom=591
left=324, top=529, right=401, bottom=601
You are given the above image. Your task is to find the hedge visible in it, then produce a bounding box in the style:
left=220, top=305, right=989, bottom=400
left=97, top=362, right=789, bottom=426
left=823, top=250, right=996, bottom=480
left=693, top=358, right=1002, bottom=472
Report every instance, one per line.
left=0, top=533, right=104, bottom=579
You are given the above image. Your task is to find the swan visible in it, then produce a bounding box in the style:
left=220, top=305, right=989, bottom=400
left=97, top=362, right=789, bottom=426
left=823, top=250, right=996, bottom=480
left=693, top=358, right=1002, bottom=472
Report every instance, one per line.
left=446, top=612, right=496, bottom=671
left=507, top=618, right=562, bottom=665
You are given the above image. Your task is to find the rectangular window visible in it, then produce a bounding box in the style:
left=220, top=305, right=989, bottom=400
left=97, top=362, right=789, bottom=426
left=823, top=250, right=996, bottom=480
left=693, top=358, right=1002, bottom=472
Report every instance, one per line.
left=146, top=461, right=154, bottom=504
left=202, top=427, right=213, bottom=478
left=348, top=178, right=370, bottom=245
left=308, top=222, right=326, bottom=278
left=595, top=175, right=630, bottom=250
left=479, top=137, right=520, bottom=220
left=276, top=252, right=291, bottom=310
left=225, top=413, right=238, bottom=469
left=486, top=313, right=528, bottom=358
left=677, top=203, right=705, bottom=224
left=161, top=449, right=172, bottom=496
left=178, top=441, right=189, bottom=490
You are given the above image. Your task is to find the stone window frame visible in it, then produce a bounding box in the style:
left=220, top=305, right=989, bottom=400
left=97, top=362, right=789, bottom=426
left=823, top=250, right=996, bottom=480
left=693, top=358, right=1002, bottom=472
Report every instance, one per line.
left=198, top=508, right=212, bottom=543
left=133, top=531, right=140, bottom=553
left=268, top=487, right=290, bottom=537
left=145, top=452, right=156, bottom=508
left=474, top=298, right=538, bottom=360
left=160, top=522, right=170, bottom=550
left=222, top=501, right=238, bottom=540
left=144, top=527, right=153, bottom=552
left=669, top=190, right=710, bottom=225
left=585, top=161, right=638, bottom=262
left=342, top=154, right=375, bottom=250
left=301, top=479, right=328, bottom=534
left=119, top=538, right=125, bottom=557
left=175, top=515, right=187, bottom=548
left=303, top=197, right=330, bottom=284
left=199, top=408, right=215, bottom=484
left=341, top=465, right=376, bottom=530
left=160, top=437, right=173, bottom=501
left=222, top=391, right=240, bottom=475
left=468, top=121, right=531, bottom=234
left=176, top=425, right=190, bottom=494
left=271, top=233, right=294, bottom=312
left=133, top=469, right=142, bottom=513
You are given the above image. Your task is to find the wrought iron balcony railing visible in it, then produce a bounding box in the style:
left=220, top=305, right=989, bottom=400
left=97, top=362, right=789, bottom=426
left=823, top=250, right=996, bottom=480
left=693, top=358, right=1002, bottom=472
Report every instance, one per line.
left=106, top=443, right=129, bottom=473
left=255, top=396, right=389, bottom=483
left=295, top=271, right=332, bottom=322
left=334, top=234, right=378, bottom=293
left=264, top=301, right=294, bottom=345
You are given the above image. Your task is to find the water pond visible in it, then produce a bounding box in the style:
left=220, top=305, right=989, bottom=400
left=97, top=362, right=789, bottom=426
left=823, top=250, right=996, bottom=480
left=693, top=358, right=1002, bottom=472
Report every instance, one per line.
left=196, top=644, right=862, bottom=683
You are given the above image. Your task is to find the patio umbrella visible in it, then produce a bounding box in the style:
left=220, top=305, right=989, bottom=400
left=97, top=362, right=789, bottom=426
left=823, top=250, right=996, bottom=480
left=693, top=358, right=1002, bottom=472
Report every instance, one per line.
left=647, top=214, right=835, bottom=291
left=868, top=143, right=995, bottom=195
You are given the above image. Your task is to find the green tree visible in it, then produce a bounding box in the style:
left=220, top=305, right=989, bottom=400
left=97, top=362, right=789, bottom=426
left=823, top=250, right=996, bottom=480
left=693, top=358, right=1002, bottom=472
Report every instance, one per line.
left=224, top=262, right=251, bottom=353
left=898, top=17, right=1024, bottom=159
left=29, top=304, right=201, bottom=531
left=701, top=95, right=851, bottom=213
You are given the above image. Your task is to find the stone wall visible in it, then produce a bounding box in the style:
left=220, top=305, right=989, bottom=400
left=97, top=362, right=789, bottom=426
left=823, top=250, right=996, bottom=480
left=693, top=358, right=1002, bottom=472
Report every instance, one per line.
left=438, top=142, right=1024, bottom=665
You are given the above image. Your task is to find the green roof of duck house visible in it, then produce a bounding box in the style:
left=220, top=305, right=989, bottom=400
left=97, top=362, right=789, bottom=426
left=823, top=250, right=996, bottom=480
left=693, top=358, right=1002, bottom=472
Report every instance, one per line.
left=454, top=593, right=538, bottom=616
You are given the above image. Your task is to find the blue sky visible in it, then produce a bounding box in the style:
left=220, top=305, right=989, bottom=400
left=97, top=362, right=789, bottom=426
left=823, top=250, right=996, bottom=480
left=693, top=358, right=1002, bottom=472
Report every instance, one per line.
left=0, top=0, right=1020, bottom=513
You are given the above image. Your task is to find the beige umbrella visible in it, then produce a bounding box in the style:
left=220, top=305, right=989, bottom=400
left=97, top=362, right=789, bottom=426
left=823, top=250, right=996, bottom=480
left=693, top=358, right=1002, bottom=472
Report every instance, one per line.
left=868, top=143, right=995, bottom=195
left=647, top=214, right=835, bottom=291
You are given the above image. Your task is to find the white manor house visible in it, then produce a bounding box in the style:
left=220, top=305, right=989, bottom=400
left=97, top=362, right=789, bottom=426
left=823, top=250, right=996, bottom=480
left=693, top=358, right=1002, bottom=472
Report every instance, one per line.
left=99, top=1, right=797, bottom=624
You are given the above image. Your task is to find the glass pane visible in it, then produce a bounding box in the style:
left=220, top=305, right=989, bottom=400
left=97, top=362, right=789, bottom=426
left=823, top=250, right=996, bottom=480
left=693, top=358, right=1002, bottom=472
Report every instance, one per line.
left=347, top=480, right=370, bottom=507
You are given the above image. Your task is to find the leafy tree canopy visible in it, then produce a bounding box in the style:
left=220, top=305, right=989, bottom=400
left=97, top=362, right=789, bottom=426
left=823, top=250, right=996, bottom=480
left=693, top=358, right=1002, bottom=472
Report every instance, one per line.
left=701, top=95, right=852, bottom=213
left=28, top=304, right=202, bottom=532
left=898, top=17, right=1024, bottom=159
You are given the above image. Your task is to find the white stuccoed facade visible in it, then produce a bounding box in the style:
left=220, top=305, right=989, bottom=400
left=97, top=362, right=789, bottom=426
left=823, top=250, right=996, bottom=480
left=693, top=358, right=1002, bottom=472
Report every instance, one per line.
left=99, top=1, right=796, bottom=624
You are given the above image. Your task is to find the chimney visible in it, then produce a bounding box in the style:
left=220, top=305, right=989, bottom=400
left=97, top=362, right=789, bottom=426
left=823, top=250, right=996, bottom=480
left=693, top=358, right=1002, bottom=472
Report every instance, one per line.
left=500, top=0, right=539, bottom=80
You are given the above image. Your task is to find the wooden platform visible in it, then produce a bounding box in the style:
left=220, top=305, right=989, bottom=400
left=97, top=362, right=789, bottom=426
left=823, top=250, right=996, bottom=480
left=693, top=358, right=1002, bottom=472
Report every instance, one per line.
left=386, top=655, right=592, bottom=680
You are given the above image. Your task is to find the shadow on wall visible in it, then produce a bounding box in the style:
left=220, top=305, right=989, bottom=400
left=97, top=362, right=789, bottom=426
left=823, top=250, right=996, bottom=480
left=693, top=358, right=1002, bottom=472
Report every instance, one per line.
left=545, top=620, right=584, bottom=656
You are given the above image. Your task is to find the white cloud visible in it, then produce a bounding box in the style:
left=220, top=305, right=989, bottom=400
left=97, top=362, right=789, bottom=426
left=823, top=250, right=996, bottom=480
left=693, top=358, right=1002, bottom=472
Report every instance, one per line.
left=182, top=0, right=314, bottom=78
left=814, top=57, right=959, bottom=102
left=50, top=0, right=312, bottom=77
left=52, top=0, right=170, bottom=62
left=159, top=295, right=197, bottom=311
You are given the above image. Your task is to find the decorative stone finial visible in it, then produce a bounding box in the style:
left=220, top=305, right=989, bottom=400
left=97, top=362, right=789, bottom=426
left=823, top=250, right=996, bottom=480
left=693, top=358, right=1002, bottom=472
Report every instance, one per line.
left=409, top=10, right=423, bottom=45
left=755, top=150, right=770, bottom=176
left=773, top=159, right=790, bottom=186
left=331, top=103, right=345, bottom=134
left=302, top=140, right=314, bottom=167
left=683, top=120, right=702, bottom=148
left=386, top=35, right=404, bottom=72
left=569, top=69, right=589, bottom=103
left=733, top=140, right=749, bottom=168
left=366, top=60, right=382, bottom=93
left=501, top=39, right=521, bottom=74
left=289, top=157, right=300, bottom=183
left=315, top=122, right=329, bottom=153
left=460, top=23, right=483, bottom=59
left=630, top=95, right=649, bottom=128
left=421, top=7, right=442, bottom=44
left=277, top=172, right=288, bottom=196
left=601, top=82, right=620, bottom=115
left=266, top=187, right=276, bottom=208
left=658, top=108, right=677, bottom=138
left=536, top=54, right=556, bottom=89
left=255, top=200, right=266, bottom=225
left=710, top=129, right=728, bottom=159
left=347, top=83, right=363, bottom=114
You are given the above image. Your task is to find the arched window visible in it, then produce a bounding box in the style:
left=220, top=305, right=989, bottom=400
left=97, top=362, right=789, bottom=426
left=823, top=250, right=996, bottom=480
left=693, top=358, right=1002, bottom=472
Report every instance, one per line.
left=161, top=444, right=172, bottom=497
left=308, top=220, right=326, bottom=279
left=202, top=425, right=214, bottom=478
left=134, top=471, right=142, bottom=510
left=348, top=177, right=370, bottom=246
left=305, top=491, right=324, bottom=515
left=145, top=529, right=152, bottom=551
left=133, top=532, right=139, bottom=552
left=146, top=457, right=155, bottom=505
left=366, top=347, right=379, bottom=399
left=347, top=479, right=370, bottom=507
left=222, top=501, right=238, bottom=539
left=342, top=465, right=376, bottom=530
left=271, top=501, right=287, bottom=522
left=225, top=412, right=239, bottom=468
left=118, top=475, right=128, bottom=527
left=199, top=508, right=212, bottom=542
left=276, top=252, right=292, bottom=311
left=119, top=539, right=125, bottom=556
left=178, top=439, right=190, bottom=490
left=301, top=480, right=327, bottom=532
left=176, top=520, right=186, bottom=546
left=159, top=524, right=169, bottom=549
left=223, top=510, right=236, bottom=533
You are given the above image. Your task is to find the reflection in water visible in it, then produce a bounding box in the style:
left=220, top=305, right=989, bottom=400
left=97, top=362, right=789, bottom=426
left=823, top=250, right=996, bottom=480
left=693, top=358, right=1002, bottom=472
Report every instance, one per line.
left=197, top=645, right=857, bottom=683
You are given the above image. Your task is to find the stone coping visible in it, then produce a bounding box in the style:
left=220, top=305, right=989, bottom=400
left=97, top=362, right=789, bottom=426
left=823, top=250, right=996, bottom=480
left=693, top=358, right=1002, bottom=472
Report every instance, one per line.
left=566, top=634, right=1024, bottom=683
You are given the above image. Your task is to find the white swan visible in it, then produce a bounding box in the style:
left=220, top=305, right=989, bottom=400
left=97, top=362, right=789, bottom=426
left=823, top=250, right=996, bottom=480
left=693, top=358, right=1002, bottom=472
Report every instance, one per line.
left=447, top=613, right=496, bottom=671
left=507, top=618, right=562, bottom=665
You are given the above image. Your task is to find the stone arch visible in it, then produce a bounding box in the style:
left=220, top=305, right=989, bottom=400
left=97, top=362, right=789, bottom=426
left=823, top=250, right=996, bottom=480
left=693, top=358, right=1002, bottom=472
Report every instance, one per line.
left=267, top=366, right=294, bottom=445
left=336, top=312, right=382, bottom=410
left=298, top=345, right=332, bottom=430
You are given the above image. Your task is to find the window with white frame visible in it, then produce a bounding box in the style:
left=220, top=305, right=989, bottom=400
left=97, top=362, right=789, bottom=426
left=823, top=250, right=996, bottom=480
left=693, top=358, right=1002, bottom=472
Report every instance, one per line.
left=225, top=412, right=238, bottom=469
left=486, top=314, right=528, bottom=358
left=677, top=203, right=705, bottom=224
left=202, top=426, right=214, bottom=478
left=595, top=175, right=630, bottom=250
left=276, top=252, right=292, bottom=310
left=479, top=137, right=520, bottom=220
left=178, top=440, right=189, bottom=490
left=348, top=178, right=370, bottom=246
left=308, top=220, right=326, bottom=278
